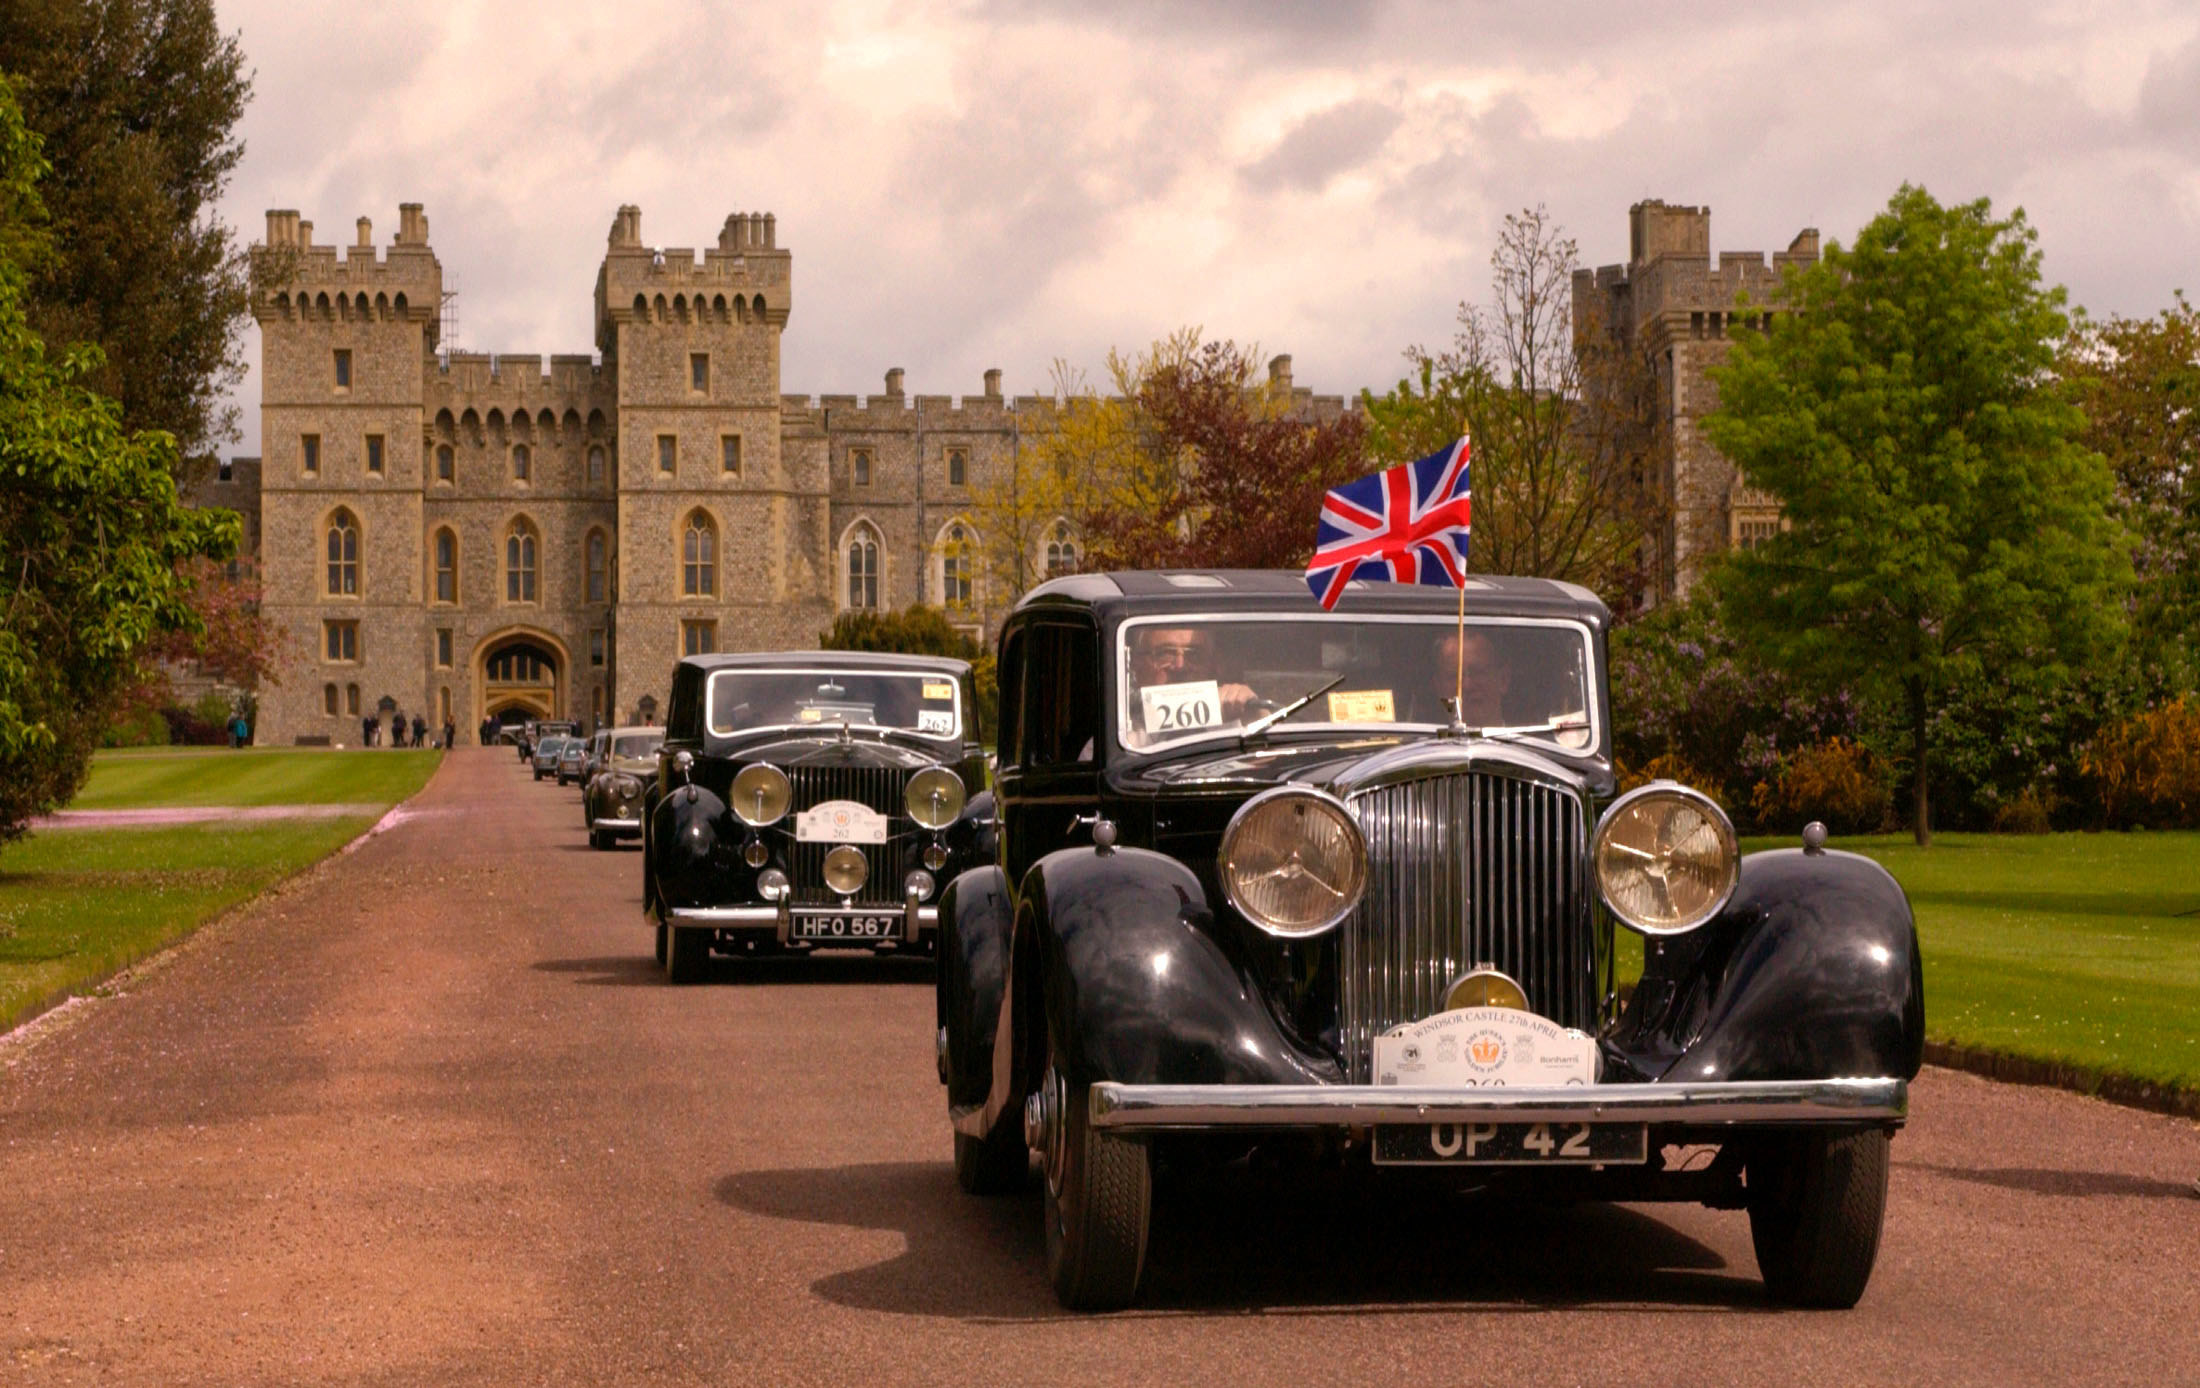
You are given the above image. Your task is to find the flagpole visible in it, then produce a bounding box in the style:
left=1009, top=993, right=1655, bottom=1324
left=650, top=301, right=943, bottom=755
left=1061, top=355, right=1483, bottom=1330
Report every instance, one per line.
left=1453, top=431, right=1469, bottom=731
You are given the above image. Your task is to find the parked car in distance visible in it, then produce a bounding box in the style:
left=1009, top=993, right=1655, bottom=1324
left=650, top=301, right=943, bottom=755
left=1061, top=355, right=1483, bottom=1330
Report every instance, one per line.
left=937, top=570, right=1921, bottom=1312
left=581, top=729, right=609, bottom=783
left=584, top=727, right=664, bottom=849
left=555, top=738, right=589, bottom=786
left=644, top=651, right=994, bottom=983
left=531, top=735, right=570, bottom=782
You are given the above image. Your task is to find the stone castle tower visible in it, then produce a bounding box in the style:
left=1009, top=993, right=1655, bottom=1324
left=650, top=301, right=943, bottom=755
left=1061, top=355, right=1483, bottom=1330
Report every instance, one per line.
left=1572, top=200, right=1821, bottom=598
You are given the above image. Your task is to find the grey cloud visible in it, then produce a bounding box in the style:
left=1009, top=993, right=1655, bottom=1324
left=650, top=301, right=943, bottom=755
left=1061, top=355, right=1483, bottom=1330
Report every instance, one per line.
left=1241, top=99, right=1403, bottom=194
left=983, top=0, right=1389, bottom=45
left=2139, top=30, right=2200, bottom=134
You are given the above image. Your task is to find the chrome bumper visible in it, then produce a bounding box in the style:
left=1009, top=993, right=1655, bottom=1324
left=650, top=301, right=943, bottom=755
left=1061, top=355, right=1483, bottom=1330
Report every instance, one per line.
left=667, top=892, right=940, bottom=944
left=1087, top=1077, right=1907, bottom=1132
left=592, top=816, right=641, bottom=830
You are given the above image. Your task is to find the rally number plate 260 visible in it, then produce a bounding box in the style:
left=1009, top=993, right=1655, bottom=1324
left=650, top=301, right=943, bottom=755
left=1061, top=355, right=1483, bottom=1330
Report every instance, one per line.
left=1372, top=1121, right=1648, bottom=1166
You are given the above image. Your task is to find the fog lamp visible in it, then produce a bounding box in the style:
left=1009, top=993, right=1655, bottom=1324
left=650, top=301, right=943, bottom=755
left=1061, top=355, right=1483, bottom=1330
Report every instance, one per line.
left=743, top=838, right=769, bottom=868
left=903, top=869, right=935, bottom=901
left=922, top=841, right=950, bottom=871
left=756, top=868, right=789, bottom=902
left=1592, top=783, right=1739, bottom=935
left=822, top=845, right=869, bottom=896
left=1445, top=965, right=1530, bottom=1012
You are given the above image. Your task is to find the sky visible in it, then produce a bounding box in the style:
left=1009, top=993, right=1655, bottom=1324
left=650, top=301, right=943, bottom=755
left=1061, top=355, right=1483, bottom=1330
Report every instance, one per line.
left=214, top=0, right=2200, bottom=456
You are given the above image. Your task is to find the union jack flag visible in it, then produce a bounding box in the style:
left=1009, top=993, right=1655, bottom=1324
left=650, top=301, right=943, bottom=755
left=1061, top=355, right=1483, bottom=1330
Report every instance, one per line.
left=1304, top=437, right=1473, bottom=610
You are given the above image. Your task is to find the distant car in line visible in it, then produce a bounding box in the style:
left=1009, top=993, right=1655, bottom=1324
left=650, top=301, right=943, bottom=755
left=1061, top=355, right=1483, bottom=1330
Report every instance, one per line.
left=583, top=727, right=665, bottom=850
left=531, top=735, right=571, bottom=782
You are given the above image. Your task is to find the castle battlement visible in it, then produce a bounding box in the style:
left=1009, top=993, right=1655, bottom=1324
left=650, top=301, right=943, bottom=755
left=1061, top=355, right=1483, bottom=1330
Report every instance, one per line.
left=252, top=205, right=441, bottom=327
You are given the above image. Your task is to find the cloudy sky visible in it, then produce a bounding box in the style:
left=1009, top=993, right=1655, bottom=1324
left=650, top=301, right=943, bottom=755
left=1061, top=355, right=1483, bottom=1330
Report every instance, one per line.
left=215, top=0, right=2200, bottom=455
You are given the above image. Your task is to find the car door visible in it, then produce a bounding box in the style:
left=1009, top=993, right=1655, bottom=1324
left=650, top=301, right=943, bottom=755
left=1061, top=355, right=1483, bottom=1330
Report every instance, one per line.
left=997, top=617, right=1101, bottom=892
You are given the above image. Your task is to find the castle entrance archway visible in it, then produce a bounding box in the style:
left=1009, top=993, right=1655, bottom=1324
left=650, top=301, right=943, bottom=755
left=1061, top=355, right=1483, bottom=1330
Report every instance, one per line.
left=476, top=629, right=566, bottom=727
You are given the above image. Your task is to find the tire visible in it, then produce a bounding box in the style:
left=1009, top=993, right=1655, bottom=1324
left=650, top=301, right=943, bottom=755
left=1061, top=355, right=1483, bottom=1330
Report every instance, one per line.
left=654, top=922, right=668, bottom=967
left=1040, top=1047, right=1151, bottom=1310
left=664, top=925, right=709, bottom=984
left=589, top=829, right=609, bottom=851
left=533, top=769, right=544, bottom=781
left=1748, top=1127, right=1891, bottom=1308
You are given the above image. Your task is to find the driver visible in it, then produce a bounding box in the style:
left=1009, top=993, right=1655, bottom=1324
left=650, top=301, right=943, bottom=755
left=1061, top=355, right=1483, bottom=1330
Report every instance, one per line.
left=1127, top=625, right=1258, bottom=740
left=1428, top=628, right=1512, bottom=727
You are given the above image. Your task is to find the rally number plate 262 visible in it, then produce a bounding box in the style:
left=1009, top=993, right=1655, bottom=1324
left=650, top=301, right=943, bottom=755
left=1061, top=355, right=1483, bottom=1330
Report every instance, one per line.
left=1372, top=1121, right=1648, bottom=1166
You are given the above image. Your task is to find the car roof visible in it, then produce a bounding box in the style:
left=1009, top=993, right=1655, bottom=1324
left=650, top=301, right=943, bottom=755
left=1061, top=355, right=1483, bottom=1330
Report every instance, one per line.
left=1012, top=569, right=1609, bottom=626
left=676, top=650, right=974, bottom=676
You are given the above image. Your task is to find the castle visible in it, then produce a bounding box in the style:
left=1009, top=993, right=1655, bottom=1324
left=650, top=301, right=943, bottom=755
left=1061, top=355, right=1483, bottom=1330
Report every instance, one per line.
left=195, top=199, right=1805, bottom=745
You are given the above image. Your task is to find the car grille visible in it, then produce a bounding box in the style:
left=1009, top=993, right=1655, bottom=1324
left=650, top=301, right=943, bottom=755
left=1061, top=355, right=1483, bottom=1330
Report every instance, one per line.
left=1338, top=770, right=1595, bottom=1082
left=787, top=763, right=912, bottom=907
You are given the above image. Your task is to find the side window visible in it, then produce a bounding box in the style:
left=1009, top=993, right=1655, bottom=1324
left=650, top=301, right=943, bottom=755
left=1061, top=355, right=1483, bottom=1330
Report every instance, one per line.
left=1027, top=624, right=1098, bottom=767
left=995, top=629, right=1024, bottom=770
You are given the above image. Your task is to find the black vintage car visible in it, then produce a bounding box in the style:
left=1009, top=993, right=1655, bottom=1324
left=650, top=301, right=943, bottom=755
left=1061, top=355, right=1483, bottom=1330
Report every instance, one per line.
left=644, top=651, right=994, bottom=982
left=937, top=570, right=1922, bottom=1311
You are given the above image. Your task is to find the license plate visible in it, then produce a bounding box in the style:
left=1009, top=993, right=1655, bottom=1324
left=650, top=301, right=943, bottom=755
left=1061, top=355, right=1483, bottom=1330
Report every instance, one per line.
left=790, top=915, right=898, bottom=941
left=1372, top=1121, right=1648, bottom=1166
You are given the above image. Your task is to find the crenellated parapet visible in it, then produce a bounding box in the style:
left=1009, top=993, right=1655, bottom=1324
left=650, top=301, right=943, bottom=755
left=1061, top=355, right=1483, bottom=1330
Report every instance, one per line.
left=252, top=205, right=442, bottom=335
left=594, top=205, right=791, bottom=350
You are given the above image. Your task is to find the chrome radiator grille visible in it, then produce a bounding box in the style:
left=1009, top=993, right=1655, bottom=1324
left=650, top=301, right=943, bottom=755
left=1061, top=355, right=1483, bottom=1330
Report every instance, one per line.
left=787, top=764, right=910, bottom=907
left=1338, top=771, right=1594, bottom=1081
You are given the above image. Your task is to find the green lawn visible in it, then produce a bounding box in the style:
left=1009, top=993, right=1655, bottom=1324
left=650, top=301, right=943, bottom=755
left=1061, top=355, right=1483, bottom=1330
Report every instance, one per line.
left=72, top=746, right=440, bottom=809
left=0, top=748, right=440, bottom=1031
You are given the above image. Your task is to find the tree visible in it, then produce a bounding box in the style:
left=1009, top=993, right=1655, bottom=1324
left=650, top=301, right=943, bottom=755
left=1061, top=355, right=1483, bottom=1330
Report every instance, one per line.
left=1704, top=185, right=2128, bottom=845
left=1069, top=334, right=1366, bottom=571
left=2058, top=296, right=2200, bottom=693
left=0, top=76, right=236, bottom=839
left=0, top=0, right=253, bottom=465
left=1362, top=207, right=1663, bottom=608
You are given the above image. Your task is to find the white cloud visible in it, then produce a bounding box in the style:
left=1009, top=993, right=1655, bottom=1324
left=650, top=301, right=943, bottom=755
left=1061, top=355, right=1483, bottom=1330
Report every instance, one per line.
left=214, top=0, right=2200, bottom=454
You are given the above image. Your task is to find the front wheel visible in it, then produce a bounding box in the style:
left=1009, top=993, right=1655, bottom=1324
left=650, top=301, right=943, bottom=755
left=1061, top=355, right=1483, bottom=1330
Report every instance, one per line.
left=1040, top=1054, right=1151, bottom=1310
left=1747, top=1127, right=1891, bottom=1308
left=664, top=925, right=709, bottom=984
left=653, top=922, right=668, bottom=967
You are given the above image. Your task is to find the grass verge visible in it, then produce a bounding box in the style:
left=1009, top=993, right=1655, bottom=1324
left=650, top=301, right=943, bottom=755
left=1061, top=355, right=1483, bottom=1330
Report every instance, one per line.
left=0, top=817, right=375, bottom=1032
left=71, top=747, right=441, bottom=809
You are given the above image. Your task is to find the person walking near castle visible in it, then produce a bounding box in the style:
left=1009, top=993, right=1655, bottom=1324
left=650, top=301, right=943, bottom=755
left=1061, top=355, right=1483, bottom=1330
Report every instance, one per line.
left=411, top=713, right=427, bottom=749
left=442, top=716, right=456, bottom=751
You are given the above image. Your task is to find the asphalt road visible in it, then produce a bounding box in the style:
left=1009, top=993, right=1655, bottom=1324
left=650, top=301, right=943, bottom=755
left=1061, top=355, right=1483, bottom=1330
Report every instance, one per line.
left=4, top=749, right=2196, bottom=1386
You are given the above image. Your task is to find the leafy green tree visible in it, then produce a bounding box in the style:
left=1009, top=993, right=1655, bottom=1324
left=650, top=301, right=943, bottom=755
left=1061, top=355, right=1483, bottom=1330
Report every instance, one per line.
left=0, top=0, right=253, bottom=464
left=0, top=75, right=234, bottom=839
left=1704, top=185, right=2127, bottom=844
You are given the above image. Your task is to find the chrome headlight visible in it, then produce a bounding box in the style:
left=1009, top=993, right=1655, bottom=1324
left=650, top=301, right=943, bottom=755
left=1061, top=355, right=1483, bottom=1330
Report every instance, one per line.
left=756, top=868, right=789, bottom=901
left=613, top=774, right=641, bottom=798
left=1220, top=787, right=1366, bottom=938
left=1592, top=783, right=1739, bottom=935
left=822, top=845, right=868, bottom=896
left=730, top=763, right=792, bottom=827
left=904, top=767, right=965, bottom=830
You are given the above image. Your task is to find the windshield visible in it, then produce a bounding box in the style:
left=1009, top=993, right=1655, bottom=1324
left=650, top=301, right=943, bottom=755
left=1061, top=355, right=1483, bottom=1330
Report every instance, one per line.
left=611, top=733, right=662, bottom=759
left=706, top=668, right=963, bottom=740
left=1116, top=614, right=1597, bottom=754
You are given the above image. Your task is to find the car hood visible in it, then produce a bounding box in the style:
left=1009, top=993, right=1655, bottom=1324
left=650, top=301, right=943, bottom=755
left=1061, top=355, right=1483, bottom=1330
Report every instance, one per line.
left=1124, top=734, right=1610, bottom=799
left=715, top=734, right=950, bottom=773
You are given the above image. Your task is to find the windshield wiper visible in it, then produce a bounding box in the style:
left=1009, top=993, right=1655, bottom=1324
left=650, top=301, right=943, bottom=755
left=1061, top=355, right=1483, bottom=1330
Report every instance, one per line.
left=1451, top=715, right=1592, bottom=744
left=1240, top=673, right=1348, bottom=746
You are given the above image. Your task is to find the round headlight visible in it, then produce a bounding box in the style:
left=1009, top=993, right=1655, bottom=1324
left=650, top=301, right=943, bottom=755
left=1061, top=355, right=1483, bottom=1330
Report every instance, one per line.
left=1592, top=783, right=1739, bottom=935
left=614, top=774, right=641, bottom=798
left=756, top=868, right=789, bottom=901
left=903, top=869, right=935, bottom=901
left=743, top=838, right=769, bottom=868
left=730, top=763, right=792, bottom=827
left=822, top=845, right=869, bottom=897
left=904, top=767, right=966, bottom=830
left=922, top=841, right=950, bottom=871
left=1220, top=788, right=1366, bottom=938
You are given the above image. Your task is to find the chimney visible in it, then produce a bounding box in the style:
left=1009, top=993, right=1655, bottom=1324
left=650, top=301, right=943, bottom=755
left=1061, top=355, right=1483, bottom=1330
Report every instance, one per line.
left=1268, top=354, right=1293, bottom=391
left=762, top=213, right=775, bottom=249
left=355, top=217, right=372, bottom=248
left=983, top=368, right=1002, bottom=398
left=1786, top=227, right=1821, bottom=258
left=885, top=367, right=906, bottom=398
left=298, top=220, right=314, bottom=247
left=397, top=203, right=428, bottom=246
left=264, top=209, right=301, bottom=246
left=733, top=213, right=751, bottom=248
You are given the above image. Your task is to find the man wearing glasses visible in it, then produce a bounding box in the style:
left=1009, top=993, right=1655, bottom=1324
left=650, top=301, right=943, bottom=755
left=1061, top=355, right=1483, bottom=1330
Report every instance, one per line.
left=1125, top=625, right=1259, bottom=744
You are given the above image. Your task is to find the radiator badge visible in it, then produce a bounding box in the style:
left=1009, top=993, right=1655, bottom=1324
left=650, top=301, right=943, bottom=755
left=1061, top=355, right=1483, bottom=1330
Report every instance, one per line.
left=1374, top=1007, right=1595, bottom=1087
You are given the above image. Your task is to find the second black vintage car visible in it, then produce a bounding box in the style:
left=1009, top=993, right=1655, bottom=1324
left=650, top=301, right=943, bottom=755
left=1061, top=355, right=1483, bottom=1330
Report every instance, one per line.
left=643, top=651, right=994, bottom=982
left=936, top=570, right=1923, bottom=1312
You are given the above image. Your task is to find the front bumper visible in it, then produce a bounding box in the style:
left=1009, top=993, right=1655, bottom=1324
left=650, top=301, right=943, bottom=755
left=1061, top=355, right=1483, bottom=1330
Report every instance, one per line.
left=667, top=895, right=940, bottom=945
left=593, top=816, right=642, bottom=831
left=1087, top=1076, right=1907, bottom=1132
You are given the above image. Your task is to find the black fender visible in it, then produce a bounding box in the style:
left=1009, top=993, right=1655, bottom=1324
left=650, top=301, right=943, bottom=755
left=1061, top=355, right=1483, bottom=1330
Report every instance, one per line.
left=937, top=864, right=1013, bottom=1108
left=958, top=789, right=998, bottom=864
left=648, top=782, right=728, bottom=911
left=1611, top=848, right=1924, bottom=1084
left=1026, top=846, right=1340, bottom=1090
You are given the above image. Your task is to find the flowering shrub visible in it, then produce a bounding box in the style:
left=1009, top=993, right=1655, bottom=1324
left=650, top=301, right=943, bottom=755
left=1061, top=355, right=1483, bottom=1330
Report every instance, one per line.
left=2080, top=698, right=2200, bottom=829
left=1750, top=738, right=1893, bottom=836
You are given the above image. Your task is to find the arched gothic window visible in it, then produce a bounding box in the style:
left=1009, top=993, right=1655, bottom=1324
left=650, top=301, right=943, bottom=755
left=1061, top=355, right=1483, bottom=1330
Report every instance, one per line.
left=1045, top=521, right=1079, bottom=578
left=682, top=511, right=716, bottom=597
left=512, top=444, right=531, bottom=483
left=325, top=509, right=359, bottom=596
left=433, top=527, right=458, bottom=603
left=939, top=522, right=974, bottom=610
left=585, top=529, right=608, bottom=604
left=587, top=445, right=606, bottom=485
left=435, top=444, right=454, bottom=482
left=505, top=520, right=538, bottom=602
left=846, top=525, right=880, bottom=610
